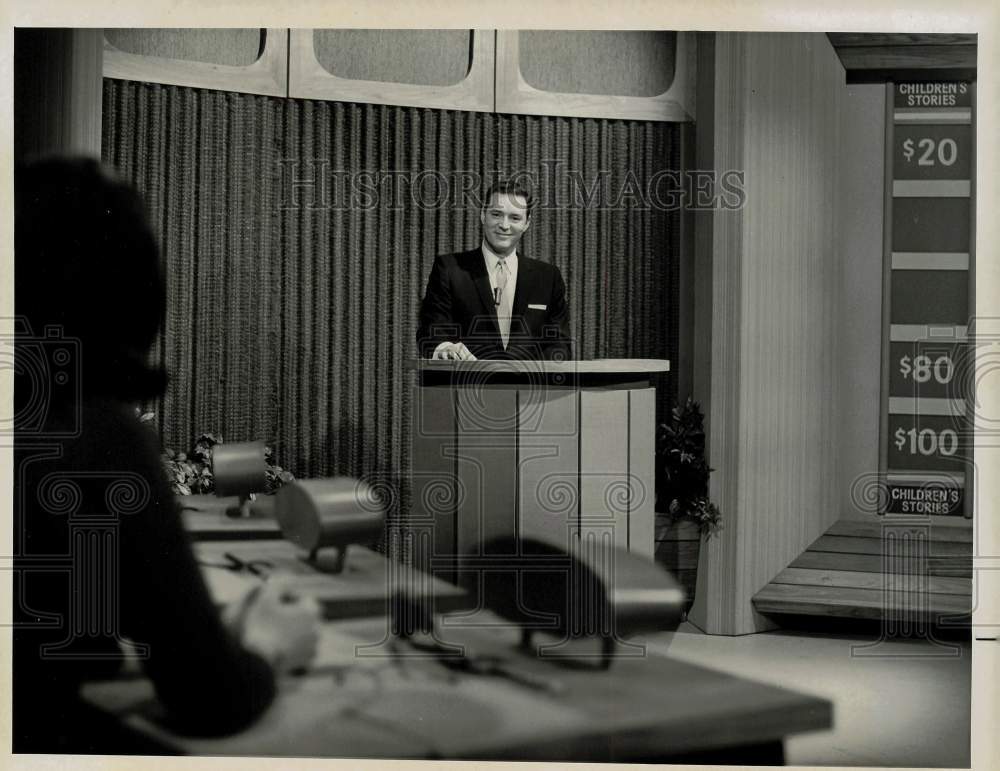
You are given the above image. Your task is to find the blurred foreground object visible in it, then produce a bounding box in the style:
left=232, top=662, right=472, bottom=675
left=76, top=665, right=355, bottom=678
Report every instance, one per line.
left=275, top=478, right=384, bottom=572
left=478, top=535, right=685, bottom=669
left=212, top=440, right=267, bottom=517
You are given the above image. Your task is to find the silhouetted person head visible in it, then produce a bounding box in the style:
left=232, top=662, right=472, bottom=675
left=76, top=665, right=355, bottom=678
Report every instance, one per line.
left=15, top=157, right=166, bottom=403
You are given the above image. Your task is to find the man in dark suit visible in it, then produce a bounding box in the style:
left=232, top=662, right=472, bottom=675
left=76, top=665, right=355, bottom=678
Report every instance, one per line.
left=416, top=181, right=572, bottom=361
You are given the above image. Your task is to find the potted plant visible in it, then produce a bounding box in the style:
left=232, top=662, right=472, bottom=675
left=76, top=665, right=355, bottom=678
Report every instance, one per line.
left=137, top=410, right=295, bottom=497
left=655, top=397, right=722, bottom=610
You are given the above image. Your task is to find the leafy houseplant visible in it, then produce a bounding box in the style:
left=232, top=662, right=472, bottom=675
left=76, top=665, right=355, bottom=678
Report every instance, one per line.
left=655, top=398, right=721, bottom=612
left=137, top=411, right=295, bottom=496
left=656, top=397, right=722, bottom=536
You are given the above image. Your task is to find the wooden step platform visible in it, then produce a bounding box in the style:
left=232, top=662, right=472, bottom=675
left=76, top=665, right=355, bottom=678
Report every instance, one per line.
left=752, top=518, right=972, bottom=622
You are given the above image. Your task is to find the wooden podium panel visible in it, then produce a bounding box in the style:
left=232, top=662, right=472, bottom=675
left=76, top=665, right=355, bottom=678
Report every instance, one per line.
left=411, top=360, right=668, bottom=582
left=518, top=386, right=578, bottom=550
left=629, top=387, right=656, bottom=559
left=411, top=384, right=456, bottom=581
left=580, top=388, right=629, bottom=550
left=456, top=386, right=519, bottom=561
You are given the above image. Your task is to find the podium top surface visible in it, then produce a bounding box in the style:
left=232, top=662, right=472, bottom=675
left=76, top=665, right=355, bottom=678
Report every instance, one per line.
left=411, top=358, right=670, bottom=374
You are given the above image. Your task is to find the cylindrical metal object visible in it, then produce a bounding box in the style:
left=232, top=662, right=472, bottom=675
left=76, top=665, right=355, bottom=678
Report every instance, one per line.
left=212, top=441, right=267, bottom=498
left=477, top=535, right=685, bottom=667
left=274, top=478, right=385, bottom=567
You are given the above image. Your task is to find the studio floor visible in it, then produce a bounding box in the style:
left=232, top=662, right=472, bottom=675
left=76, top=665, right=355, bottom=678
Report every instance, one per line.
left=642, top=622, right=971, bottom=767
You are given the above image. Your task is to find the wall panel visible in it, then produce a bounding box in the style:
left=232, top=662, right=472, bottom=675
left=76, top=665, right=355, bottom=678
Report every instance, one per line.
left=837, top=83, right=888, bottom=521
left=103, top=28, right=695, bottom=122
left=104, top=29, right=262, bottom=66
left=312, top=30, right=472, bottom=86
left=103, top=28, right=287, bottom=97
left=690, top=32, right=846, bottom=635
left=520, top=31, right=676, bottom=97
left=289, top=29, right=493, bottom=113
left=496, top=31, right=694, bottom=122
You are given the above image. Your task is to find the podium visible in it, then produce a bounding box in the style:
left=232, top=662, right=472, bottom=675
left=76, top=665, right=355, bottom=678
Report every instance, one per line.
left=410, top=359, right=670, bottom=585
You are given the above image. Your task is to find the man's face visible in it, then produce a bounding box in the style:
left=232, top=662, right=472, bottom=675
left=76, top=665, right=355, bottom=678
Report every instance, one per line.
left=481, top=192, right=531, bottom=257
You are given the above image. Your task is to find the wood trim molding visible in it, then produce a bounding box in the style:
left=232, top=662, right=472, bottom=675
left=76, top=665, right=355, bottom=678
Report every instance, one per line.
left=495, top=31, right=695, bottom=122
left=836, top=45, right=976, bottom=72
left=288, top=29, right=494, bottom=113
left=826, top=33, right=977, bottom=83
left=103, top=29, right=288, bottom=97
left=827, top=33, right=976, bottom=48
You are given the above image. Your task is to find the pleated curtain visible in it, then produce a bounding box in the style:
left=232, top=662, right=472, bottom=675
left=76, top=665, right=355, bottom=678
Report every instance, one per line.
left=102, top=79, right=679, bottom=557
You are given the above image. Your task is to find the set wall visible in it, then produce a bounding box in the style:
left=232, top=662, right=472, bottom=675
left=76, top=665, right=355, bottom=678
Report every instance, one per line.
left=14, top=29, right=103, bottom=160
left=690, top=32, right=847, bottom=635
left=837, top=84, right=887, bottom=520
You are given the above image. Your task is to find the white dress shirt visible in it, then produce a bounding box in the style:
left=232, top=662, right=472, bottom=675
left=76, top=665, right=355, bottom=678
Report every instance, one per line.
left=482, top=241, right=518, bottom=349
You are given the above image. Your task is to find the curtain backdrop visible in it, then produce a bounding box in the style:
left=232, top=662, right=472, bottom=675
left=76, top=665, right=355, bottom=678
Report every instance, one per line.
left=102, top=80, right=680, bottom=557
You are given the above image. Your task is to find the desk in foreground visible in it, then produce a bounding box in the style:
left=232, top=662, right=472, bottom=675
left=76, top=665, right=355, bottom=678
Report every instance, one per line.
left=178, top=501, right=467, bottom=619
left=82, top=618, right=831, bottom=762
left=195, top=539, right=468, bottom=619
left=180, top=495, right=282, bottom=540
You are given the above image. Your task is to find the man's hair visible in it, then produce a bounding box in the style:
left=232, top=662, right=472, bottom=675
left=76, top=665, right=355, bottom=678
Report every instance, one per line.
left=482, top=179, right=535, bottom=213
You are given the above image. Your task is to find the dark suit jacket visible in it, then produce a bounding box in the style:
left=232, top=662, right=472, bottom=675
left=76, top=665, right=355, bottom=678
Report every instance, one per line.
left=417, top=247, right=572, bottom=360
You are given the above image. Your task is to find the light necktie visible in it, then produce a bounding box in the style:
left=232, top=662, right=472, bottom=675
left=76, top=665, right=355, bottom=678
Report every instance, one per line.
left=494, top=259, right=511, bottom=349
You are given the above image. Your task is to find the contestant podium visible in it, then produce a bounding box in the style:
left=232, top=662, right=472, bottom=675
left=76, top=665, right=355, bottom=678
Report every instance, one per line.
left=410, top=359, right=670, bottom=585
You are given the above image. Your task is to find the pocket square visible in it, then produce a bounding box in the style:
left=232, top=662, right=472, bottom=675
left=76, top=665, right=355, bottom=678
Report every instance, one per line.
left=528, top=303, right=547, bottom=310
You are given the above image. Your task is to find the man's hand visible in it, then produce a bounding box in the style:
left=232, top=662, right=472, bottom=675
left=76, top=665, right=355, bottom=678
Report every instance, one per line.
left=224, top=578, right=321, bottom=675
left=432, top=341, right=477, bottom=361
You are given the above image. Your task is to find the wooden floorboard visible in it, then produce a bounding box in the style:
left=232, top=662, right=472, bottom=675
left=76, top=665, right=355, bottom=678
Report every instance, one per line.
left=806, top=534, right=971, bottom=557
left=771, top=567, right=972, bottom=596
left=753, top=583, right=971, bottom=619
left=825, top=519, right=972, bottom=543
left=789, top=550, right=971, bottom=577
left=754, top=518, right=974, bottom=621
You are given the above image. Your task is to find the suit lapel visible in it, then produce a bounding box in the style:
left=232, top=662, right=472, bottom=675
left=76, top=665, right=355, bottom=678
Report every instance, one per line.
left=511, top=257, right=535, bottom=320
left=464, top=248, right=502, bottom=342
